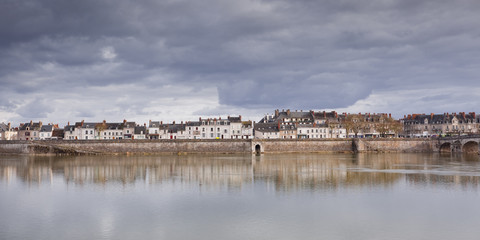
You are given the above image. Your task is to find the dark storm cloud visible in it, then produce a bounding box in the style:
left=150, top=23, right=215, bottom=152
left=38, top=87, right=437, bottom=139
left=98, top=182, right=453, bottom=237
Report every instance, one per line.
left=1, top=0, right=480, bottom=123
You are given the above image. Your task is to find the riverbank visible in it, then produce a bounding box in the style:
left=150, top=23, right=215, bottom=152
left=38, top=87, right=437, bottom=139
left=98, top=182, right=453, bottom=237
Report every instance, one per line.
left=0, top=138, right=442, bottom=155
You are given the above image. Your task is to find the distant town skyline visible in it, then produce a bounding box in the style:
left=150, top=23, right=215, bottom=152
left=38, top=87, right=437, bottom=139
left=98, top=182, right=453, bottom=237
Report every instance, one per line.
left=1, top=0, right=480, bottom=125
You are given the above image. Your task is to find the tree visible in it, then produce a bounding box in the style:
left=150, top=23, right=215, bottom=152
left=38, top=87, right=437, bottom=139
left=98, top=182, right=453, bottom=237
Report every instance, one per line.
left=375, top=115, right=402, bottom=138
left=344, top=114, right=365, bottom=138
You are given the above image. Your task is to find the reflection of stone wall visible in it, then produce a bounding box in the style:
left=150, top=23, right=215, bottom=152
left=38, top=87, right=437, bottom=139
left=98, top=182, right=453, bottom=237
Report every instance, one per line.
left=1, top=154, right=480, bottom=191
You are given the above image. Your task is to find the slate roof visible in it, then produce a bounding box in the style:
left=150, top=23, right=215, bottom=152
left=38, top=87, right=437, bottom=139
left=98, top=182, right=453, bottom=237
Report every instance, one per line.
left=134, top=126, right=146, bottom=134
left=149, top=121, right=160, bottom=128
left=123, top=122, right=136, bottom=128
left=40, top=125, right=54, bottom=132
left=228, top=116, right=242, bottom=123
left=254, top=123, right=279, bottom=132
left=313, top=111, right=338, bottom=120
left=168, top=124, right=186, bottom=133
left=64, top=125, right=76, bottom=131
left=186, top=121, right=202, bottom=126
left=75, top=122, right=97, bottom=128
left=106, top=123, right=123, bottom=130
left=0, top=123, right=8, bottom=132
left=19, top=122, right=41, bottom=131
left=403, top=113, right=477, bottom=124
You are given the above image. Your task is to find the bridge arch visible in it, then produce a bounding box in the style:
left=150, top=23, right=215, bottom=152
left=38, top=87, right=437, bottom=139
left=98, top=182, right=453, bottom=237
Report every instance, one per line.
left=462, top=141, right=479, bottom=154
left=255, top=144, right=262, bottom=154
left=439, top=142, right=451, bottom=153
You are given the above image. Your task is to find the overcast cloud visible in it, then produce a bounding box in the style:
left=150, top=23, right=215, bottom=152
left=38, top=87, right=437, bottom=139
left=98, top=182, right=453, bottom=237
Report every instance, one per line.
left=1, top=0, right=480, bottom=125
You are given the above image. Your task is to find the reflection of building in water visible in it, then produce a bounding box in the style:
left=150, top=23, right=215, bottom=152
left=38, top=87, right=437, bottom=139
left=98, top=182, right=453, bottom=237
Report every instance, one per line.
left=0, top=156, right=55, bottom=185
left=406, top=174, right=480, bottom=190
left=1, top=154, right=479, bottom=191
left=54, top=155, right=254, bottom=188
left=253, top=154, right=404, bottom=192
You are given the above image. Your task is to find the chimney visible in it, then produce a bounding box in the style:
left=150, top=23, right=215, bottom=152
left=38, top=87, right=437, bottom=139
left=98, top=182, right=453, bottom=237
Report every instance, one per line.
left=239, top=115, right=242, bottom=121
left=323, top=111, right=326, bottom=118
left=68, top=121, right=70, bottom=126
left=173, top=121, right=175, bottom=124
left=462, top=112, right=466, bottom=119
left=30, top=120, right=33, bottom=125
left=431, top=113, right=434, bottom=120
left=103, top=120, right=106, bottom=124
left=199, top=117, right=202, bottom=121
left=389, top=113, right=392, bottom=118
left=287, top=109, right=291, bottom=115
left=39, top=121, right=42, bottom=128
left=123, top=119, right=127, bottom=124
left=160, top=121, right=163, bottom=125
left=181, top=121, right=183, bottom=124
left=8, top=122, right=11, bottom=130
left=275, top=109, right=279, bottom=117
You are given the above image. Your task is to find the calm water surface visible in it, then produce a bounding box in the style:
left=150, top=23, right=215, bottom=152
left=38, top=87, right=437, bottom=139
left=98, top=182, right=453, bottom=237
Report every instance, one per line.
left=1, top=153, right=480, bottom=240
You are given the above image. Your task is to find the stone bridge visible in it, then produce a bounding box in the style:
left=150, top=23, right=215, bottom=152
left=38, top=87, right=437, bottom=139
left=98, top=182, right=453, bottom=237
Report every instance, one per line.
left=436, top=135, right=480, bottom=154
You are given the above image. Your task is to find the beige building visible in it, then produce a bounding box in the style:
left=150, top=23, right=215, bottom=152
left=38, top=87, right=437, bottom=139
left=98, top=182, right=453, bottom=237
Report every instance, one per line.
left=402, top=112, right=479, bottom=137
left=0, top=123, right=17, bottom=140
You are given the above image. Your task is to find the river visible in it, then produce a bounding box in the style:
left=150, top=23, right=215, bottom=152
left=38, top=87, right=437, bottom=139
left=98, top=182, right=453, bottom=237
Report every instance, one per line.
left=1, top=153, right=480, bottom=239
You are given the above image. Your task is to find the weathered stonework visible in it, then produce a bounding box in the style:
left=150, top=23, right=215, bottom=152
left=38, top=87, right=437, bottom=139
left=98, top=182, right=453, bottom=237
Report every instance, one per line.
left=353, top=139, right=435, bottom=153
left=0, top=137, right=479, bottom=155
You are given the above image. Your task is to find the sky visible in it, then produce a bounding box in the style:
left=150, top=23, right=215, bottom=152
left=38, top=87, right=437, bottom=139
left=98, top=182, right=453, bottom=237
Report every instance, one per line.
left=1, top=0, right=480, bottom=126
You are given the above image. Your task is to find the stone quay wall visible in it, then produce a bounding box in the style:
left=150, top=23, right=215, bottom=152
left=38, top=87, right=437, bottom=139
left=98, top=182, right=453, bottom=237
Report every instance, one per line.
left=354, top=138, right=435, bottom=153
left=0, top=138, right=436, bottom=155
left=253, top=139, right=354, bottom=153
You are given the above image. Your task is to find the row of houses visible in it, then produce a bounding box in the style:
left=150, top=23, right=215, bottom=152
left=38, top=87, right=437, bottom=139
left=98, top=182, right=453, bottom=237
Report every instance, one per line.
left=1, top=110, right=480, bottom=141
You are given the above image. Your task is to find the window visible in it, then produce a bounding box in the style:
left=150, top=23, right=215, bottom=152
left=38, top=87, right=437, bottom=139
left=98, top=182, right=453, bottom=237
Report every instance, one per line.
left=90, top=130, right=93, bottom=134
left=210, top=133, right=214, bottom=137
left=85, top=130, right=88, bottom=134
left=224, top=129, right=227, bottom=133
left=127, top=130, right=130, bottom=134
left=211, top=128, right=214, bottom=131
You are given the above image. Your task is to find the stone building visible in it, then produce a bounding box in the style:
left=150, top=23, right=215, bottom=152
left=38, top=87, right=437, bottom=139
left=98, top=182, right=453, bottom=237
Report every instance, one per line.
left=402, top=112, right=479, bottom=137
left=0, top=123, right=17, bottom=140
left=17, top=121, right=42, bottom=140
left=258, top=109, right=346, bottom=139
left=254, top=122, right=280, bottom=139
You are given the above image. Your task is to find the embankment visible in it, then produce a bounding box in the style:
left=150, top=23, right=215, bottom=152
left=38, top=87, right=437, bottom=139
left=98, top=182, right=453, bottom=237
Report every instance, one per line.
left=0, top=138, right=437, bottom=155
